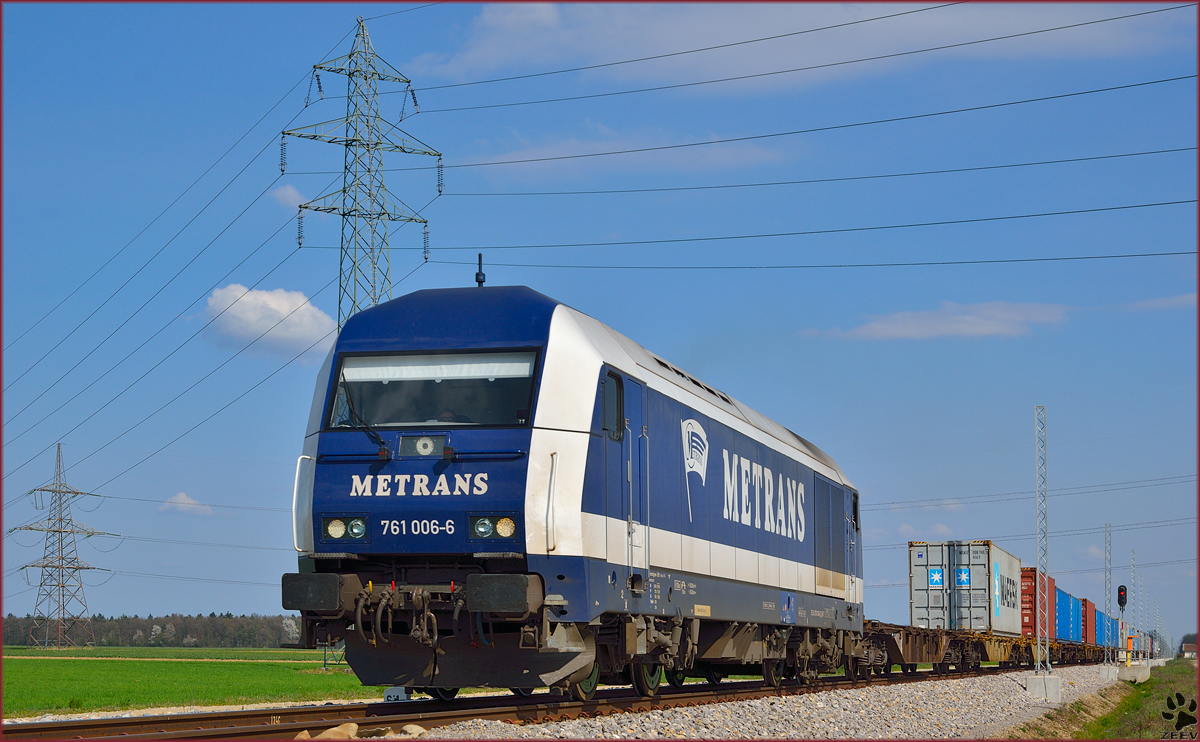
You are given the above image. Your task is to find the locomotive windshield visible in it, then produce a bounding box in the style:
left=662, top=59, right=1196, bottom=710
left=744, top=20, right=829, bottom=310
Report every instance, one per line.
left=327, top=351, right=537, bottom=428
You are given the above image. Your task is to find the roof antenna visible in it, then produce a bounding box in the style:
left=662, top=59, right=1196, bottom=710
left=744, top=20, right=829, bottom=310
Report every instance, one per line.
left=475, top=253, right=486, bottom=288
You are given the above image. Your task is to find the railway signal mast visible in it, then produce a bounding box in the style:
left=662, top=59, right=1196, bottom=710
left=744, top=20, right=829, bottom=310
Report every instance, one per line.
left=12, top=444, right=105, bottom=647
left=1117, top=582, right=1127, bottom=665
left=283, top=17, right=442, bottom=329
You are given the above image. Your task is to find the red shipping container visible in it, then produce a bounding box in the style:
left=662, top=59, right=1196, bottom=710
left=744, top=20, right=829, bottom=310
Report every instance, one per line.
left=1021, top=566, right=1056, bottom=640
left=1081, top=599, right=1097, bottom=646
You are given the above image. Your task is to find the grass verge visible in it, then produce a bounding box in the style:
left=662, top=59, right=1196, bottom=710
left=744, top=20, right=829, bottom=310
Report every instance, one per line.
left=2, top=658, right=380, bottom=717
left=1079, top=660, right=1199, bottom=739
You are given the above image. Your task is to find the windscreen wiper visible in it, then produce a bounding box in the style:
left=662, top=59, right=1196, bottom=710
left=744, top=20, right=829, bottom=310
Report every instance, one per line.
left=339, top=373, right=390, bottom=460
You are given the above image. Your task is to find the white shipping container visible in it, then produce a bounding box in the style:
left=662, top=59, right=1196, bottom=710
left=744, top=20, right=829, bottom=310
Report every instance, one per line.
left=909, top=540, right=1022, bottom=636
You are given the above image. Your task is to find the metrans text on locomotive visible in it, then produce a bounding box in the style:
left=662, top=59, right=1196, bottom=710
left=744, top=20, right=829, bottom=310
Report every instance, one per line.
left=280, top=286, right=869, bottom=699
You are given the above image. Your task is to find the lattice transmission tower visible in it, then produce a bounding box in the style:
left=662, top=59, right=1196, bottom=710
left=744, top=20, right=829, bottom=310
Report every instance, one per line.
left=1104, top=523, right=1112, bottom=665
left=12, top=444, right=105, bottom=647
left=283, top=17, right=442, bottom=329
left=1034, top=405, right=1050, bottom=674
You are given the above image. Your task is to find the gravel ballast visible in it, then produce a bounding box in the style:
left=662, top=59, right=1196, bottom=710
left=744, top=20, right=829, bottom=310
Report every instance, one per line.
left=424, top=664, right=1116, bottom=739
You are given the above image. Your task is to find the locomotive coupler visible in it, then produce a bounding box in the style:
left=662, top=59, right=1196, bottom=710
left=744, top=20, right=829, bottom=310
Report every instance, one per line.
left=409, top=587, right=439, bottom=647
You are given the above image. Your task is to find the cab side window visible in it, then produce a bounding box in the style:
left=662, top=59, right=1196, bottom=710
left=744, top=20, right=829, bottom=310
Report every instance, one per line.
left=602, top=372, right=623, bottom=441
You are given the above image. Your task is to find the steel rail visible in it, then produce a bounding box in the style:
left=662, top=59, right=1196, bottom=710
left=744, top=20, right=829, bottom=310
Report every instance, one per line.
left=3, top=663, right=1062, bottom=740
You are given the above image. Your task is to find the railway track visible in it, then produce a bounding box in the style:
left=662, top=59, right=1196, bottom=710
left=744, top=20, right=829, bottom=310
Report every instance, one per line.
left=4, top=665, right=1031, bottom=740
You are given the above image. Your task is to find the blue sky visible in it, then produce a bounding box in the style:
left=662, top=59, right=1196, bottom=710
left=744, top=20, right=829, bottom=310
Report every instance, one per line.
left=3, top=3, right=1196, bottom=644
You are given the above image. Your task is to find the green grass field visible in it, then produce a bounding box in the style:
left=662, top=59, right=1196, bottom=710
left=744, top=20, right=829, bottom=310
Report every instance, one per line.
left=2, top=650, right=382, bottom=717
left=2, top=643, right=326, bottom=657
left=3, top=646, right=326, bottom=661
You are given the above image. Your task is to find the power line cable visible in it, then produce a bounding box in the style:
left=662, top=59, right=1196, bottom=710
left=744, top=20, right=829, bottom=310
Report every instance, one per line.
left=373, top=199, right=1195, bottom=251
left=414, top=5, right=1197, bottom=114
left=373, top=75, right=1198, bottom=173
left=863, top=474, right=1196, bottom=511
left=364, top=2, right=444, bottom=21
left=61, top=260, right=426, bottom=493
left=428, top=252, right=1195, bottom=271
left=81, top=262, right=433, bottom=494
left=88, top=533, right=293, bottom=553
left=3, top=218, right=300, bottom=447
left=429, top=147, right=1196, bottom=197
left=1, top=70, right=316, bottom=354
left=864, top=517, right=1197, bottom=551
left=101, top=570, right=278, bottom=588
left=5, top=175, right=340, bottom=450
left=4, top=175, right=288, bottom=425
left=413, top=3, right=966, bottom=92
left=86, top=324, right=339, bottom=494
left=3, top=168, right=282, bottom=396
left=2, top=20, right=361, bottom=384
left=2, top=277, right=337, bottom=483
left=71, top=493, right=288, bottom=514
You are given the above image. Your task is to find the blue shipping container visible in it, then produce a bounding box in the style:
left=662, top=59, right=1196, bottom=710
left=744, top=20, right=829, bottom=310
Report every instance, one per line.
left=1055, top=587, right=1082, bottom=643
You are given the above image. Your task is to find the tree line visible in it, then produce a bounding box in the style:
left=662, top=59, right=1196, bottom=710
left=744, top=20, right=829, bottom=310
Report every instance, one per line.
left=4, top=613, right=303, bottom=648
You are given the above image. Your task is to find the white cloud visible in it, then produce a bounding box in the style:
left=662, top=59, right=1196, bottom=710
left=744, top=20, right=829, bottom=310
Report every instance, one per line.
left=271, top=184, right=306, bottom=209
left=1085, top=544, right=1105, bottom=559
left=898, top=521, right=952, bottom=538
left=407, top=4, right=1193, bottom=90
left=1123, top=293, right=1197, bottom=312
left=831, top=301, right=1069, bottom=340
left=159, top=492, right=212, bottom=515
left=204, top=284, right=335, bottom=357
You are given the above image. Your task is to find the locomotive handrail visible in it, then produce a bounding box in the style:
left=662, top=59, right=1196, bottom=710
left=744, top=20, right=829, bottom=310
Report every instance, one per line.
left=293, top=455, right=315, bottom=553
left=546, top=452, right=558, bottom=552
left=449, top=449, right=527, bottom=461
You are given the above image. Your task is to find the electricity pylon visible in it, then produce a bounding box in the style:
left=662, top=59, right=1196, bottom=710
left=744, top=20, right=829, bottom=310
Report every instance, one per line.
left=284, top=17, right=442, bottom=328
left=12, top=444, right=105, bottom=647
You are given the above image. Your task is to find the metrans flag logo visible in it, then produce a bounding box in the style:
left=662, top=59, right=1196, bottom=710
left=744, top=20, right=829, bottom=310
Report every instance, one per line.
left=928, top=568, right=944, bottom=587
left=680, top=419, right=708, bottom=523
left=955, top=568, right=971, bottom=587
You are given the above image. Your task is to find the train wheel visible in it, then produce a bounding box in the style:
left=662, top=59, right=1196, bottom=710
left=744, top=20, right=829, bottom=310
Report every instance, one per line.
left=763, top=659, right=785, bottom=688
left=510, top=688, right=535, bottom=698
left=704, top=668, right=724, bottom=686
left=427, top=687, right=459, bottom=701
left=666, top=669, right=688, bottom=689
left=569, top=662, right=600, bottom=702
left=631, top=663, right=662, bottom=698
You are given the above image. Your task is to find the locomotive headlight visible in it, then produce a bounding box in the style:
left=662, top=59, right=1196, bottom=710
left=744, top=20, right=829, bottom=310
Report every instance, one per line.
left=495, top=517, right=516, bottom=538
left=473, top=517, right=494, bottom=538
left=347, top=518, right=366, bottom=538
left=326, top=519, right=346, bottom=539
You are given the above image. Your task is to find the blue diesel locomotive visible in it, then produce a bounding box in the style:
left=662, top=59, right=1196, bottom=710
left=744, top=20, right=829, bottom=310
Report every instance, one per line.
left=282, top=286, right=864, bottom=699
